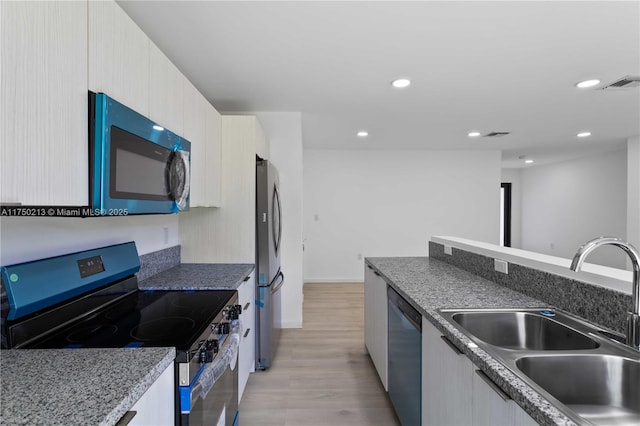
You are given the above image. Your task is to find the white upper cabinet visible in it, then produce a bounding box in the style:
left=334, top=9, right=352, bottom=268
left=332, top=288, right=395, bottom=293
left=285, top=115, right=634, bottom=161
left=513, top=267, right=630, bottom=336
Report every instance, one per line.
left=183, top=79, right=207, bottom=206
left=204, top=103, right=222, bottom=207
left=1, top=1, right=88, bottom=205
left=88, top=0, right=149, bottom=115
left=183, top=78, right=222, bottom=208
left=149, top=42, right=184, bottom=135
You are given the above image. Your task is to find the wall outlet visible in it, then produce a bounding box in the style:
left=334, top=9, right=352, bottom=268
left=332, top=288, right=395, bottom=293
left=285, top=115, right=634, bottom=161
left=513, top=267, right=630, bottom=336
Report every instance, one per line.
left=163, top=227, right=169, bottom=245
left=494, top=259, right=508, bottom=274
left=444, top=245, right=453, bottom=255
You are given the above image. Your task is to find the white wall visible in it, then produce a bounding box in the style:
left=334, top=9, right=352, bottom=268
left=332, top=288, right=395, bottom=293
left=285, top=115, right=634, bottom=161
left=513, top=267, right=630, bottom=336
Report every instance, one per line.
left=520, top=148, right=627, bottom=269
left=628, top=136, right=640, bottom=252
left=254, top=112, right=304, bottom=328
left=303, top=149, right=502, bottom=282
left=0, top=215, right=179, bottom=266
left=501, top=168, right=522, bottom=249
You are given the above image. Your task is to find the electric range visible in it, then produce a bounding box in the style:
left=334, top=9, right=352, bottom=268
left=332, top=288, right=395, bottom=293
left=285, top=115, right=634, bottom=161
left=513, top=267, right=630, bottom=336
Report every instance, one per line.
left=1, top=242, right=241, bottom=426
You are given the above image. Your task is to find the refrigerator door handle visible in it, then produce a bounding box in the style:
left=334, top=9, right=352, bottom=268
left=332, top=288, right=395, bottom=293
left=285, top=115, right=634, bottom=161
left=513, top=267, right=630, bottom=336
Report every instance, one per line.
left=270, top=271, right=285, bottom=295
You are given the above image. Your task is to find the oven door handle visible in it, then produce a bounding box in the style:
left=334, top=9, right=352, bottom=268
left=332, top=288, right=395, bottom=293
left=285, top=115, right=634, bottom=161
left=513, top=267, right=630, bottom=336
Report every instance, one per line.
left=270, top=271, right=285, bottom=295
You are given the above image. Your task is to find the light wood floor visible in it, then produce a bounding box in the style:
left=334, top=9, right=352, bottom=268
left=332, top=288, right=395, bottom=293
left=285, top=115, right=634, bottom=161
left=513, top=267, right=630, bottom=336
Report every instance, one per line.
left=239, top=283, right=400, bottom=426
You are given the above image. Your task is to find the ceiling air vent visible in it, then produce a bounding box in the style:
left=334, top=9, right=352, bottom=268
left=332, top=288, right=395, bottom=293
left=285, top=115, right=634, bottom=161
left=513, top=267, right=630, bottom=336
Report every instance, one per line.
left=483, top=131, right=511, bottom=137
left=602, top=75, right=640, bottom=90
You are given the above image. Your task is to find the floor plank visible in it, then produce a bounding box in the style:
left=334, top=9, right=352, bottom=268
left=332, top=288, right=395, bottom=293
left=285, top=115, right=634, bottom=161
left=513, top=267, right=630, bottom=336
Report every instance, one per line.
left=239, top=283, right=400, bottom=426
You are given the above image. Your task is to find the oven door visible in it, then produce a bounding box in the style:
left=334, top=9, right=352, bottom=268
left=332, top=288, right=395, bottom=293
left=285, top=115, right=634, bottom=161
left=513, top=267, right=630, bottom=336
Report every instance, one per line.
left=184, top=362, right=238, bottom=426
left=90, top=92, right=191, bottom=215
left=179, top=332, right=239, bottom=426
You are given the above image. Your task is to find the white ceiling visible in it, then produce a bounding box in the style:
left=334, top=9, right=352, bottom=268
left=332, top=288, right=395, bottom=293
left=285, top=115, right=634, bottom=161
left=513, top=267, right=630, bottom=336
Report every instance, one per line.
left=117, top=1, right=640, bottom=168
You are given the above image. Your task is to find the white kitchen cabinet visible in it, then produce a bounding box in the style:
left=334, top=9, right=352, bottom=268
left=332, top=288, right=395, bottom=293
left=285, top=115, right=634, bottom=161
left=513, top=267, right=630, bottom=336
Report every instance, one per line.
left=180, top=115, right=257, bottom=263
left=472, top=369, right=537, bottom=426
left=364, top=264, right=388, bottom=390
left=204, top=103, right=222, bottom=207
left=184, top=78, right=222, bottom=208
left=0, top=0, right=88, bottom=205
left=421, top=316, right=537, bottom=426
left=128, top=362, right=174, bottom=425
left=422, top=317, right=473, bottom=425
left=183, top=79, right=207, bottom=206
left=88, top=0, right=149, bottom=115
left=149, top=41, right=184, bottom=135
left=238, top=271, right=256, bottom=403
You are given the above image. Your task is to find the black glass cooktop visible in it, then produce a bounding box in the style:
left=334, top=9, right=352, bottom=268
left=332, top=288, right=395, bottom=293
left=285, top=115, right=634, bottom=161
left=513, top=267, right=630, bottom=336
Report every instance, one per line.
left=26, top=289, right=235, bottom=350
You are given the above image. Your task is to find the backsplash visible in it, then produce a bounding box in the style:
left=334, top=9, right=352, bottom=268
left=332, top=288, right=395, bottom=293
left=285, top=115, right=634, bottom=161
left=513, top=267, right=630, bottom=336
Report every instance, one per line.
left=429, top=241, right=632, bottom=334
left=136, top=245, right=181, bottom=282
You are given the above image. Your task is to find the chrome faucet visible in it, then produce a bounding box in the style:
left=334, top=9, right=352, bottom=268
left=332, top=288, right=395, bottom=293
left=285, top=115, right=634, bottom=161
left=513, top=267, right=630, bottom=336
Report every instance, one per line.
left=570, top=236, right=640, bottom=350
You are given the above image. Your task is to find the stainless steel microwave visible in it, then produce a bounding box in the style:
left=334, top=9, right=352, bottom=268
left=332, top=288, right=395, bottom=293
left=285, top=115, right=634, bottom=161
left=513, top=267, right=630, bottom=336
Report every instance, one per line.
left=89, top=92, right=191, bottom=215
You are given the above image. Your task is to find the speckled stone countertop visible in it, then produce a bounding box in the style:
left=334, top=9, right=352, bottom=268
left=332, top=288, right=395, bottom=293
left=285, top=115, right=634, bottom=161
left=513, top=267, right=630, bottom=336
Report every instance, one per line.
left=0, top=347, right=175, bottom=426
left=366, top=256, right=580, bottom=426
left=138, top=263, right=255, bottom=290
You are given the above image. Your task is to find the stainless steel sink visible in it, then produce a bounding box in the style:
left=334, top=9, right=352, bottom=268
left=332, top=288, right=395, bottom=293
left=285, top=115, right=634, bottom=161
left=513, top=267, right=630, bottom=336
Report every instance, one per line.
left=516, top=355, right=640, bottom=426
left=451, top=311, right=599, bottom=350
left=438, top=308, right=640, bottom=425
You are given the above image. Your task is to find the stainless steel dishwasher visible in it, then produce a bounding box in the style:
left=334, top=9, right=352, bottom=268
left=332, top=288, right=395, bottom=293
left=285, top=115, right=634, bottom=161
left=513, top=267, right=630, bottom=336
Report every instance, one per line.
left=387, top=286, right=422, bottom=425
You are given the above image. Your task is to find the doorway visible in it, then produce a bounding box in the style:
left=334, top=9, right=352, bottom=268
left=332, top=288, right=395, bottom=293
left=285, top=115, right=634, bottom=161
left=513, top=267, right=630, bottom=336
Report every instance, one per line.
left=500, top=183, right=512, bottom=247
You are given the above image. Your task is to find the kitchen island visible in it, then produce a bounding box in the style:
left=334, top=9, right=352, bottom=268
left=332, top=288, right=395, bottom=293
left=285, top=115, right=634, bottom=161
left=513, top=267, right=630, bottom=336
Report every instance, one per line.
left=366, top=256, right=580, bottom=426
left=0, top=347, right=175, bottom=426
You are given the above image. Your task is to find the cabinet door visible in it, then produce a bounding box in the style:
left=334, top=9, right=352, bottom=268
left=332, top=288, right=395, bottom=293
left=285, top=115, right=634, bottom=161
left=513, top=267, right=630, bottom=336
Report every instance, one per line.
left=472, top=369, right=537, bottom=426
left=204, top=103, right=222, bottom=207
left=422, top=318, right=473, bottom=425
left=364, top=265, right=388, bottom=391
left=183, top=79, right=207, bottom=207
left=129, top=362, right=174, bottom=425
left=1, top=1, right=88, bottom=205
left=149, top=41, right=184, bottom=135
left=238, top=271, right=256, bottom=403
left=364, top=264, right=377, bottom=357
left=88, top=0, right=149, bottom=115
left=374, top=271, right=388, bottom=390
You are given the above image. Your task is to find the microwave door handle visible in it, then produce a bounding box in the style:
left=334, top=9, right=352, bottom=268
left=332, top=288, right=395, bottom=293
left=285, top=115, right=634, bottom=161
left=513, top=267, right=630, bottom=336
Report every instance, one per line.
left=169, top=150, right=190, bottom=211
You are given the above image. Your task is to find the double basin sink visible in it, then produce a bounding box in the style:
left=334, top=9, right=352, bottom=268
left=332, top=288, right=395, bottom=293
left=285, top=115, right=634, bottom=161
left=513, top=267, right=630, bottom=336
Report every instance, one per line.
left=438, top=308, right=640, bottom=426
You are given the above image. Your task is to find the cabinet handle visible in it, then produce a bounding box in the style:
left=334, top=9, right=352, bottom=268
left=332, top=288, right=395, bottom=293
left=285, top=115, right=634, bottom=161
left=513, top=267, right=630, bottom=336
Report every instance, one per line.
left=115, top=411, right=137, bottom=426
left=243, top=275, right=250, bottom=282
left=243, top=328, right=251, bottom=338
left=475, top=370, right=511, bottom=401
left=440, top=335, right=463, bottom=355
left=373, top=271, right=381, bottom=277
left=367, top=265, right=373, bottom=270
left=244, top=302, right=250, bottom=311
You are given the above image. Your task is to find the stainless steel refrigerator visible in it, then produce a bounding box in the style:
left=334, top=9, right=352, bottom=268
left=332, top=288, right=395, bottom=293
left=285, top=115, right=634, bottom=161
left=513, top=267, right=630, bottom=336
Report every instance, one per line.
left=255, top=158, right=284, bottom=369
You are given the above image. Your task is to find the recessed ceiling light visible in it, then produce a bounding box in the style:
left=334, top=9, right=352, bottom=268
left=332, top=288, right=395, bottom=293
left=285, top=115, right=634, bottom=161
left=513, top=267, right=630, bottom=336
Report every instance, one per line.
left=577, top=131, right=592, bottom=138
left=525, top=159, right=534, bottom=164
left=468, top=131, right=481, bottom=137
left=357, top=131, right=369, bottom=137
left=153, top=125, right=164, bottom=131
left=391, top=78, right=411, bottom=89
left=575, top=79, right=600, bottom=88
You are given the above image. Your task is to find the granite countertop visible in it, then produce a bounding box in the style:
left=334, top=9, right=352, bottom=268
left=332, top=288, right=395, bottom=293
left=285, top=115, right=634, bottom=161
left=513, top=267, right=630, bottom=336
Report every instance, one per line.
left=138, top=263, right=255, bottom=290
left=0, top=347, right=175, bottom=426
left=366, top=256, right=579, bottom=426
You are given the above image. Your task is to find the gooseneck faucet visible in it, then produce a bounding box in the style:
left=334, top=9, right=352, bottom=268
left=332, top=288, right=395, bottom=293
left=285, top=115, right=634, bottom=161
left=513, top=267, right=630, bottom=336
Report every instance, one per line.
left=570, top=236, right=640, bottom=350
